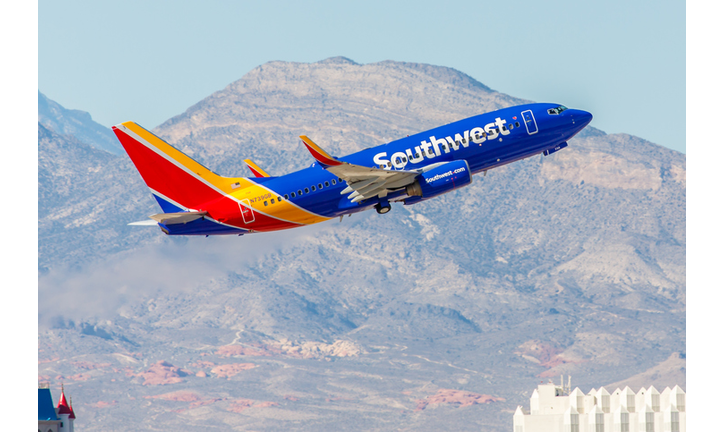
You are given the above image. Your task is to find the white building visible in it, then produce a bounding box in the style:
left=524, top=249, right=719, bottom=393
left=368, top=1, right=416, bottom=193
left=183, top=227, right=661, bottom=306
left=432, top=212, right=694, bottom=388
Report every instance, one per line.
left=514, top=380, right=685, bottom=432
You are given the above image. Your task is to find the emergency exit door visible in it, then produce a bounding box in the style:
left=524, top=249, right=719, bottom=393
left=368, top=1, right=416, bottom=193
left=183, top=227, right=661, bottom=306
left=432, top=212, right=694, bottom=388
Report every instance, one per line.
left=239, top=199, right=255, bottom=224
left=522, top=110, right=538, bottom=135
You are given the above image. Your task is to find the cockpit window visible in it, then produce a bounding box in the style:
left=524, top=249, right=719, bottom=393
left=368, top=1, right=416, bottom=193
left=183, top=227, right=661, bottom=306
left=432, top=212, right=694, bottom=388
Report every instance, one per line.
left=547, top=105, right=568, bottom=115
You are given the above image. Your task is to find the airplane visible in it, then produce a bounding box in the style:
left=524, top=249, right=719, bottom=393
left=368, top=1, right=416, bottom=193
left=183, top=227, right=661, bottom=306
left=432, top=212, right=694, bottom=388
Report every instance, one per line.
left=111, top=103, right=592, bottom=236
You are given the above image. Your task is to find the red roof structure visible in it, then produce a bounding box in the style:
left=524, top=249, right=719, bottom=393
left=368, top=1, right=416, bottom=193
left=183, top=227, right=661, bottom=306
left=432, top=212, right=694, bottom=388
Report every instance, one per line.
left=57, top=387, right=72, bottom=415
left=69, top=397, right=76, bottom=419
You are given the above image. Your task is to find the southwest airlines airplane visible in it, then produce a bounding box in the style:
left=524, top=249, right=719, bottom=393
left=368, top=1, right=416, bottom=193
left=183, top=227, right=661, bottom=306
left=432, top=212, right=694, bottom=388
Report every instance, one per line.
left=112, top=103, right=592, bottom=236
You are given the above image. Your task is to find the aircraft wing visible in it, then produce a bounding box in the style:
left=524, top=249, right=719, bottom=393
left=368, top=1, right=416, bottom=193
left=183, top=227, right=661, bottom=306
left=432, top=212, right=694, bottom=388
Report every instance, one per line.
left=300, top=135, right=423, bottom=203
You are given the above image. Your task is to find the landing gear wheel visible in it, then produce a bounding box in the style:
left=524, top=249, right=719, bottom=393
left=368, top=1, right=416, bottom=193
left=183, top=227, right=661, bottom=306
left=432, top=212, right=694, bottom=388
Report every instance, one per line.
left=375, top=203, right=392, bottom=214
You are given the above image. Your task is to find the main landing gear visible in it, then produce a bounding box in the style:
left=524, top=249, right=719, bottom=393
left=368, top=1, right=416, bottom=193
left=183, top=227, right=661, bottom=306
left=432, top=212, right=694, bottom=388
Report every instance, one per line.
left=375, top=203, right=391, bottom=214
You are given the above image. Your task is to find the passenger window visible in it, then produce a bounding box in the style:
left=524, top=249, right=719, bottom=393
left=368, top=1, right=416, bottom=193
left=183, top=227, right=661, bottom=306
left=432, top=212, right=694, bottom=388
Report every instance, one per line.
left=277, top=196, right=282, bottom=201
left=291, top=192, right=296, bottom=198
left=516, top=122, right=520, bottom=127
left=264, top=201, right=268, bottom=206
left=428, top=149, right=434, bottom=155
left=331, top=179, right=336, bottom=185
left=318, top=183, right=323, bottom=189
left=271, top=198, right=275, bottom=204
left=325, top=181, right=330, bottom=187
left=298, top=189, right=303, bottom=195
left=311, top=185, right=316, bottom=192
left=305, top=187, right=310, bottom=194
left=285, top=194, right=289, bottom=199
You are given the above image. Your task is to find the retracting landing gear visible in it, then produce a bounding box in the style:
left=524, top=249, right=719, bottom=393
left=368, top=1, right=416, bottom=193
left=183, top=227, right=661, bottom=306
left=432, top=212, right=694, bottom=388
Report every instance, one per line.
left=375, top=203, right=391, bottom=214
left=375, top=198, right=392, bottom=214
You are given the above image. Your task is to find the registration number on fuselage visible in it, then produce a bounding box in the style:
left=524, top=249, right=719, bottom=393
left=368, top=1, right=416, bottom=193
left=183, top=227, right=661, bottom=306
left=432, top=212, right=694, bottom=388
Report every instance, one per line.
left=249, top=192, right=272, bottom=203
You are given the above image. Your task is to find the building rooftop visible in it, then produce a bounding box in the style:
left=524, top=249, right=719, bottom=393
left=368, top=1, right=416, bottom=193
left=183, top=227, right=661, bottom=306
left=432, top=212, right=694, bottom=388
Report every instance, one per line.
left=38, top=388, right=59, bottom=421
left=57, top=389, right=72, bottom=415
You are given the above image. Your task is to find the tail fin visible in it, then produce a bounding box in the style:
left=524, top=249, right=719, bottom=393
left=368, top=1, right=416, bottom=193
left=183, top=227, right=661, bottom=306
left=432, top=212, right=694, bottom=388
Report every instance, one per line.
left=112, top=122, right=247, bottom=212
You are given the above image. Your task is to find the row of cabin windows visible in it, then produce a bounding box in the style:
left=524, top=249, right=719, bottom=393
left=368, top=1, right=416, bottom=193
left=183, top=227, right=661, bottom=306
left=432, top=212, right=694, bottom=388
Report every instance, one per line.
left=263, top=178, right=342, bottom=206
left=380, top=122, right=523, bottom=167
left=259, top=119, right=523, bottom=206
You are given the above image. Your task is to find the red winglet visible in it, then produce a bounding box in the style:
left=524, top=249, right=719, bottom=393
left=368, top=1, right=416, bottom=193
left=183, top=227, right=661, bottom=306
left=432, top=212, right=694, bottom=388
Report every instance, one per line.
left=300, top=136, right=343, bottom=167
left=243, top=159, right=270, bottom=178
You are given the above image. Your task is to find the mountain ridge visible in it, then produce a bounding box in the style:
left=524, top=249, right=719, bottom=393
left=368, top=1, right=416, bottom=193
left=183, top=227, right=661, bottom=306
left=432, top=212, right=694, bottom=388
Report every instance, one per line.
left=38, top=58, right=684, bottom=432
left=38, top=91, right=124, bottom=155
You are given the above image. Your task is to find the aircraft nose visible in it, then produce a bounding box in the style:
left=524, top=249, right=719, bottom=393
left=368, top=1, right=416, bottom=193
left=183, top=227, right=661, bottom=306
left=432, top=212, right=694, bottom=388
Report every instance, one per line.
left=570, top=109, right=593, bottom=127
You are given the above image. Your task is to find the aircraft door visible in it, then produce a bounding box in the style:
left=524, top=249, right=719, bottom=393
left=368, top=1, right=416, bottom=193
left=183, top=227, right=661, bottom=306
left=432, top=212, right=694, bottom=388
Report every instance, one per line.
left=239, top=199, right=255, bottom=224
left=522, top=110, right=538, bottom=135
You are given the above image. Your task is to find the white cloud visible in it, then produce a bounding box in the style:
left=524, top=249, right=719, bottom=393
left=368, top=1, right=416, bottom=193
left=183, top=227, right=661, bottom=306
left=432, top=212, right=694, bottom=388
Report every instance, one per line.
left=38, top=224, right=326, bottom=328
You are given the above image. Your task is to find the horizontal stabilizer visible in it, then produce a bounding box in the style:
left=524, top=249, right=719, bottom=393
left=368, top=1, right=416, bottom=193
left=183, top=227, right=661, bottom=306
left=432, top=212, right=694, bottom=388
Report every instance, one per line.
left=128, top=220, right=158, bottom=226
left=148, top=211, right=207, bottom=225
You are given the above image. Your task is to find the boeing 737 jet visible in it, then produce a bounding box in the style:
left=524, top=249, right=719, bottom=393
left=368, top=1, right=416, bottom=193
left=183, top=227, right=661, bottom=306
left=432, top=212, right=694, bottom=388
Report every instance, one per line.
left=112, top=103, right=592, bottom=236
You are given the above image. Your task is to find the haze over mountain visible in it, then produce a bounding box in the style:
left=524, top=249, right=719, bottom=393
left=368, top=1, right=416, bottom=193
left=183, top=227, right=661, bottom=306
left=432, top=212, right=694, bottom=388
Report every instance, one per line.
left=39, top=91, right=124, bottom=155
left=38, top=57, right=685, bottom=432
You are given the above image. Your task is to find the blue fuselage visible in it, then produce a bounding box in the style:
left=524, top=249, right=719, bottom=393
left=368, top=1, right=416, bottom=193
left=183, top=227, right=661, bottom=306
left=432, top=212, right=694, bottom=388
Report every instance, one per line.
left=261, top=103, right=592, bottom=217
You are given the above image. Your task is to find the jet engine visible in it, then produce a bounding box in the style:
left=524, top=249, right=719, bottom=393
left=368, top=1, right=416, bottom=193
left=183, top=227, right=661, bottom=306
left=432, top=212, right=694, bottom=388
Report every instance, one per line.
left=404, top=160, right=472, bottom=205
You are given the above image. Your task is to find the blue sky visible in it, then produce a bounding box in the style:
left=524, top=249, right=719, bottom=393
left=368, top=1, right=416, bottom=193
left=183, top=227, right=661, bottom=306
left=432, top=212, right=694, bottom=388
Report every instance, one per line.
left=38, top=0, right=685, bottom=153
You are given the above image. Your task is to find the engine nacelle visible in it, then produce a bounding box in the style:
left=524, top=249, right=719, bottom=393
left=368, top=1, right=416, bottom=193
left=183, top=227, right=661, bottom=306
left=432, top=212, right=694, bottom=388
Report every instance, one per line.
left=404, top=160, right=472, bottom=205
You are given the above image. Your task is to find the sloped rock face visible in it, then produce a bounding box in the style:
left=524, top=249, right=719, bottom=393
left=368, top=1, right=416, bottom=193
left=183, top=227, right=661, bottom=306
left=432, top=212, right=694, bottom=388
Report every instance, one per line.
left=38, top=58, right=684, bottom=432
left=605, top=352, right=686, bottom=390
left=37, top=123, right=159, bottom=273
left=133, top=361, right=190, bottom=386
left=153, top=58, right=526, bottom=177
left=209, top=363, right=256, bottom=379
left=39, top=91, right=123, bottom=155
left=146, top=390, right=200, bottom=401
left=416, top=389, right=505, bottom=410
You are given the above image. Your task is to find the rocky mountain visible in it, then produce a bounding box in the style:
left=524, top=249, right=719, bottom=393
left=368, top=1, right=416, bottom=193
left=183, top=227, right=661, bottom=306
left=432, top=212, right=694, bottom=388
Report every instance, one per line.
left=39, top=91, right=124, bottom=155
left=38, top=122, right=159, bottom=274
left=38, top=58, right=685, bottom=432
